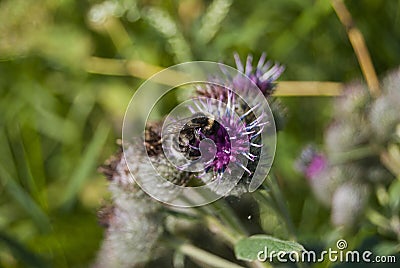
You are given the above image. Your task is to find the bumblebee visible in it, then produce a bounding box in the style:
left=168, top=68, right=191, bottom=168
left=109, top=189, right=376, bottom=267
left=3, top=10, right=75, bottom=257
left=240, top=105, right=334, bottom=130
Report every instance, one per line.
left=177, top=113, right=219, bottom=159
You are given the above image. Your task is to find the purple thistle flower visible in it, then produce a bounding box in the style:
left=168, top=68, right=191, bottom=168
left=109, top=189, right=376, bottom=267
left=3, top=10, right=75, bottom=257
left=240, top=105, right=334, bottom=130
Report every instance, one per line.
left=181, top=92, right=265, bottom=180
left=233, top=52, right=285, bottom=97
left=195, top=84, right=229, bottom=103
left=196, top=53, right=284, bottom=100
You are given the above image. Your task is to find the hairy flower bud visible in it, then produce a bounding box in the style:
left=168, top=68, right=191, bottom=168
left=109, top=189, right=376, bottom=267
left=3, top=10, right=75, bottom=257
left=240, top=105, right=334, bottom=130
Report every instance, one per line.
left=331, top=182, right=370, bottom=227
left=95, top=150, right=164, bottom=268
left=325, top=121, right=370, bottom=155
left=334, top=82, right=370, bottom=117
left=369, top=80, right=400, bottom=143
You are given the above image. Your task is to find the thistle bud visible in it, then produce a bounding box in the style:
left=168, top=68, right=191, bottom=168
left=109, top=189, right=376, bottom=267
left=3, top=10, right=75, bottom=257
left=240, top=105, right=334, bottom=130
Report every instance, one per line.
left=368, top=68, right=400, bottom=144
left=331, top=182, right=370, bottom=228
left=94, top=152, right=164, bottom=268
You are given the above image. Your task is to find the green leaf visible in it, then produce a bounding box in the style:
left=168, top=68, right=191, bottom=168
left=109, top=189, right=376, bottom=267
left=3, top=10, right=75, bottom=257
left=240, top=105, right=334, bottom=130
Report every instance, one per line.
left=0, top=164, right=51, bottom=233
left=389, top=179, right=400, bottom=211
left=234, top=235, right=305, bottom=262
left=374, top=241, right=400, bottom=256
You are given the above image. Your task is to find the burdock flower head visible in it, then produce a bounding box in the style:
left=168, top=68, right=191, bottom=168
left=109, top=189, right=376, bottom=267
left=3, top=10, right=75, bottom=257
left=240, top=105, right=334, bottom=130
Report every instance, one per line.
left=233, top=52, right=285, bottom=97
left=331, top=182, right=370, bottom=227
left=296, top=145, right=337, bottom=206
left=95, top=143, right=164, bottom=268
left=369, top=68, right=400, bottom=143
left=296, top=68, right=400, bottom=229
left=181, top=92, right=265, bottom=182
left=196, top=53, right=284, bottom=101
left=296, top=144, right=328, bottom=180
left=95, top=53, right=282, bottom=266
left=163, top=53, right=282, bottom=195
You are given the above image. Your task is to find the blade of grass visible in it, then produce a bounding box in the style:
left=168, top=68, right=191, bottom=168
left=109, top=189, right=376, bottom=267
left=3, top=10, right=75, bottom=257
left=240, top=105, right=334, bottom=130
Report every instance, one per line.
left=0, top=129, right=18, bottom=185
left=0, top=164, right=51, bottom=233
left=3, top=123, right=47, bottom=211
left=61, top=120, right=110, bottom=209
left=270, top=0, right=332, bottom=59
left=104, top=17, right=133, bottom=55
left=197, top=0, right=233, bottom=44
left=143, top=7, right=193, bottom=62
left=61, top=89, right=96, bottom=175
left=13, top=123, right=48, bottom=210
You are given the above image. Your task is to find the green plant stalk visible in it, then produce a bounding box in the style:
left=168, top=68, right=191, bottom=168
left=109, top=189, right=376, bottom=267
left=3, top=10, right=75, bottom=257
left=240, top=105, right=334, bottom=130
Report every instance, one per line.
left=264, top=175, right=297, bottom=240
left=366, top=208, right=392, bottom=232
left=204, top=215, right=241, bottom=245
left=194, top=197, right=271, bottom=268
left=164, top=237, right=245, bottom=268
left=330, top=145, right=379, bottom=165
left=211, top=199, right=249, bottom=235
left=380, top=149, right=400, bottom=176
left=104, top=17, right=135, bottom=57
left=206, top=215, right=269, bottom=267
left=174, top=209, right=270, bottom=268
left=256, top=188, right=309, bottom=268
left=0, top=164, right=51, bottom=233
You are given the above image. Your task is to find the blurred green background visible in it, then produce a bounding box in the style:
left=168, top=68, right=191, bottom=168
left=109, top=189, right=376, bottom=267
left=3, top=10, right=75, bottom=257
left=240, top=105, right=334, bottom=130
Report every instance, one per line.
left=1, top=0, right=399, bottom=267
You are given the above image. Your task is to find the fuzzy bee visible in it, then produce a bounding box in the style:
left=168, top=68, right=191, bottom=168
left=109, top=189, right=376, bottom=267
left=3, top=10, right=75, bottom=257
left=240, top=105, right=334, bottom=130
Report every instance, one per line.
left=163, top=113, right=219, bottom=160
left=179, top=114, right=218, bottom=158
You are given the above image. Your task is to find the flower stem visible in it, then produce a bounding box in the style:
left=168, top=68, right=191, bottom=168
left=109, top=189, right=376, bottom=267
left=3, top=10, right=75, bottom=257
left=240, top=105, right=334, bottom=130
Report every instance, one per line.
left=329, top=145, right=379, bottom=165
left=212, top=199, right=249, bottom=235
left=264, top=175, right=297, bottom=240
left=164, top=237, right=245, bottom=268
left=380, top=148, right=400, bottom=176
left=331, top=0, right=381, bottom=97
left=103, top=17, right=133, bottom=55
left=199, top=200, right=272, bottom=268
left=204, top=215, right=240, bottom=244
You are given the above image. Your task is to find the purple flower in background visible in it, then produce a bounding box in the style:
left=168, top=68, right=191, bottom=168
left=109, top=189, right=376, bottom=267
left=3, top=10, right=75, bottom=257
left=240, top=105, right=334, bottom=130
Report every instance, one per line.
left=296, top=145, right=328, bottom=180
left=305, top=154, right=327, bottom=179
left=233, top=52, right=285, bottom=97
left=296, top=145, right=337, bottom=207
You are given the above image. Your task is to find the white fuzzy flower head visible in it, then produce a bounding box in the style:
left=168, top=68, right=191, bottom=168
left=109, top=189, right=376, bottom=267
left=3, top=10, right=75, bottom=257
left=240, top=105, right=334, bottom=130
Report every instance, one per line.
left=331, top=182, right=370, bottom=228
